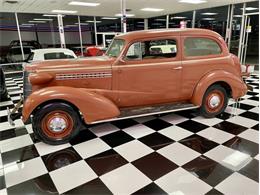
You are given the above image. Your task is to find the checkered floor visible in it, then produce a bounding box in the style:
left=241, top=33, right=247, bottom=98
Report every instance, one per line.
left=0, top=74, right=259, bottom=195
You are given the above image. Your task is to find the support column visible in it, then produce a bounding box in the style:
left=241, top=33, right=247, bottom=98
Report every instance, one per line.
left=78, top=16, right=83, bottom=56
left=15, top=13, right=24, bottom=61
left=121, top=0, right=127, bottom=33
left=227, top=4, right=234, bottom=50
left=225, top=5, right=231, bottom=42
left=166, top=15, right=169, bottom=29
left=192, top=10, right=196, bottom=28
left=94, top=16, right=98, bottom=46
left=238, top=3, right=246, bottom=61
left=57, top=14, right=66, bottom=48
left=144, top=18, right=148, bottom=30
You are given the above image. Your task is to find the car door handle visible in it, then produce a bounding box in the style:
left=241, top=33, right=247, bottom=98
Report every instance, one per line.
left=173, top=66, right=182, bottom=70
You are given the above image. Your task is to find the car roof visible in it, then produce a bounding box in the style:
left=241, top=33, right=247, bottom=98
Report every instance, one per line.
left=115, top=28, right=221, bottom=42
left=32, top=48, right=73, bottom=53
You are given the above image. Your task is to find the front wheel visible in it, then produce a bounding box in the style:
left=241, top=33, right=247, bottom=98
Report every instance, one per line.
left=32, top=102, right=81, bottom=145
left=200, top=85, right=228, bottom=118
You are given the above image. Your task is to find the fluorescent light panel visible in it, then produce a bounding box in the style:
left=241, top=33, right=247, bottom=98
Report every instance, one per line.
left=201, top=18, right=215, bottom=20
left=75, top=22, right=89, bottom=25
left=101, top=17, right=117, bottom=20
left=141, top=8, right=164, bottom=12
left=29, top=20, right=46, bottom=23
left=241, top=7, right=258, bottom=11
left=86, top=20, right=101, bottom=23
left=43, top=14, right=58, bottom=17
left=155, top=18, right=166, bottom=21
left=68, top=1, right=100, bottom=6
left=52, top=9, right=77, bottom=14
left=201, top=12, right=218, bottom=15
left=233, top=15, right=242, bottom=18
left=172, top=16, right=187, bottom=19
left=179, top=0, right=207, bottom=4
left=34, top=18, right=53, bottom=21
left=115, top=13, right=135, bottom=17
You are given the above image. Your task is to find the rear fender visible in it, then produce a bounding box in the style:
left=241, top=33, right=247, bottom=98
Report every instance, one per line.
left=22, top=86, right=120, bottom=124
left=191, top=70, right=247, bottom=106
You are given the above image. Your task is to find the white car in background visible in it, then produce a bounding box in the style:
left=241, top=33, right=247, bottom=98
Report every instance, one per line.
left=26, top=48, right=77, bottom=62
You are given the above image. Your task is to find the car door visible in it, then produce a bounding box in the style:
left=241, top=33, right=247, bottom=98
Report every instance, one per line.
left=113, top=36, right=182, bottom=108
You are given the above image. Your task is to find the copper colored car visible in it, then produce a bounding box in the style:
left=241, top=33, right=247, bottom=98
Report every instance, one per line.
left=9, top=29, right=248, bottom=145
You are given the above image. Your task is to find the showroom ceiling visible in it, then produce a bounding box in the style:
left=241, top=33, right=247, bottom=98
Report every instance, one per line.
left=0, top=0, right=256, bottom=18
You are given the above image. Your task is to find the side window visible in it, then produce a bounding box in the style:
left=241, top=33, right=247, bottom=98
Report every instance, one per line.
left=125, top=39, right=177, bottom=61
left=184, top=37, right=222, bottom=57
left=126, top=42, right=142, bottom=60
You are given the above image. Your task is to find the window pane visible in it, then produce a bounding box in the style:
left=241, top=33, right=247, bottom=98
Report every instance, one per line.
left=184, top=38, right=221, bottom=56
left=126, top=42, right=141, bottom=60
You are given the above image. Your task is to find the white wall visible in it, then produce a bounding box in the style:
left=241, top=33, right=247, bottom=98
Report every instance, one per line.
left=0, top=30, right=92, bottom=47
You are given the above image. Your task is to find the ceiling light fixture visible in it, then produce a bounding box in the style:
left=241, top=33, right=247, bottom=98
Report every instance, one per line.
left=241, top=7, right=258, bottom=11
left=155, top=18, right=166, bottom=21
left=29, top=20, right=46, bottom=23
left=233, top=15, right=242, bottom=18
left=101, top=17, right=117, bottom=20
left=172, top=16, right=187, bottom=19
left=75, top=22, right=89, bottom=25
left=86, top=20, right=101, bottom=23
left=115, top=13, right=135, bottom=17
left=52, top=9, right=77, bottom=14
left=34, top=18, right=53, bottom=21
left=68, top=1, right=100, bottom=6
left=179, top=0, right=207, bottom=4
left=201, top=18, right=215, bottom=20
left=201, top=12, right=218, bottom=15
left=141, top=8, right=164, bottom=12
left=21, top=23, right=34, bottom=25
left=43, top=14, right=58, bottom=17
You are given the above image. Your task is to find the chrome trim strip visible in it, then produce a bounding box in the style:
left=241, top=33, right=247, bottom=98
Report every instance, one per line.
left=56, top=72, right=112, bottom=80
left=90, top=105, right=199, bottom=124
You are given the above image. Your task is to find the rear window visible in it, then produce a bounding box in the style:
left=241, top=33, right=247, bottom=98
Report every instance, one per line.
left=184, top=37, right=222, bottom=57
left=44, top=52, right=75, bottom=60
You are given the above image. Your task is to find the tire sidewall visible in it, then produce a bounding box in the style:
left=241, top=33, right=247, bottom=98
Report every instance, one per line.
left=201, top=85, right=228, bottom=118
left=33, top=102, right=80, bottom=145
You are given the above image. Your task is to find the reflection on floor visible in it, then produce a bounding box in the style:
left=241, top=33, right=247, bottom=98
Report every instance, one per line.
left=0, top=74, right=259, bottom=195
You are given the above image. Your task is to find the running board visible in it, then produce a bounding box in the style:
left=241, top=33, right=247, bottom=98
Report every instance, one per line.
left=90, top=103, right=199, bottom=124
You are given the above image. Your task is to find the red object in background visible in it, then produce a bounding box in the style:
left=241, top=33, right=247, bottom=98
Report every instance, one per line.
left=72, top=46, right=105, bottom=57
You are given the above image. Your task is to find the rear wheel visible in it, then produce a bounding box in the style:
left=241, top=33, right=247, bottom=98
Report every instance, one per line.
left=200, top=85, right=228, bottom=118
left=33, top=102, right=81, bottom=145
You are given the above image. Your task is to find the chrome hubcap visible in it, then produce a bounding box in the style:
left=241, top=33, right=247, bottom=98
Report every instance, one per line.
left=49, top=117, right=67, bottom=132
left=209, top=95, right=221, bottom=108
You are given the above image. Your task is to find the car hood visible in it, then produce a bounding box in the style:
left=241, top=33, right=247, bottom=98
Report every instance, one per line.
left=25, top=55, right=115, bottom=72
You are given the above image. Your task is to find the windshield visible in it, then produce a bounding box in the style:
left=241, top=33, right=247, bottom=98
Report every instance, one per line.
left=106, top=39, right=125, bottom=58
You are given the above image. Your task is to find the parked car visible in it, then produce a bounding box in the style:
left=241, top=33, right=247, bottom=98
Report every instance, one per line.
left=0, top=67, right=8, bottom=101
left=10, top=29, right=248, bottom=145
left=71, top=46, right=105, bottom=57
left=9, top=40, right=41, bottom=49
left=6, top=46, right=34, bottom=63
left=26, top=48, right=77, bottom=63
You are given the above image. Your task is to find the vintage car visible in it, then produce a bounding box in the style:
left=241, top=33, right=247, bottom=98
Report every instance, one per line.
left=8, top=29, right=248, bottom=145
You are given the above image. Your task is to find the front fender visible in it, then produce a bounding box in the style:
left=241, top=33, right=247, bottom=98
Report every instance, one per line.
left=191, top=70, right=247, bottom=106
left=22, top=86, right=120, bottom=124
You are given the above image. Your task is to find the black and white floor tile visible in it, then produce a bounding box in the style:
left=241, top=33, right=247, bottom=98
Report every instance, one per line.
left=0, top=74, right=258, bottom=195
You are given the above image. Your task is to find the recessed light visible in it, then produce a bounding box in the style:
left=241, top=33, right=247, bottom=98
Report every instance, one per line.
left=201, top=12, right=218, bottom=15
left=234, top=15, right=242, bottom=18
left=101, top=17, right=117, bottom=20
left=179, top=0, right=207, bottom=4
left=141, top=8, right=164, bottom=12
left=115, top=13, right=135, bottom=17
left=52, top=9, right=77, bottom=14
left=34, top=18, right=53, bottom=21
left=68, top=1, right=100, bottom=6
left=172, top=16, right=187, bottom=19
left=29, top=20, right=46, bottom=23
left=155, top=18, right=166, bottom=21
left=86, top=20, right=102, bottom=23
left=201, top=18, right=215, bottom=20
left=241, top=7, right=258, bottom=11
